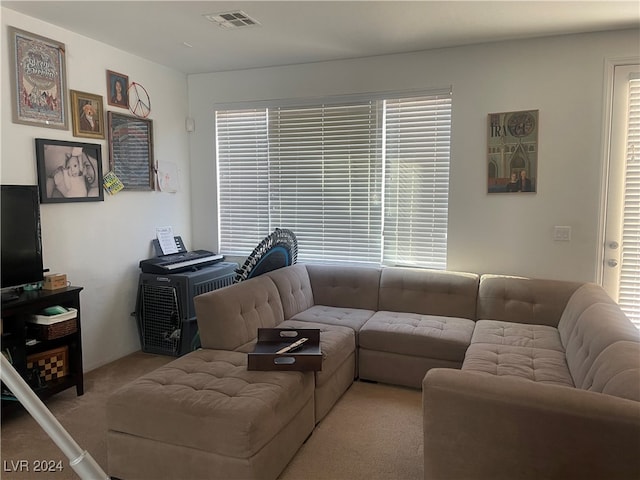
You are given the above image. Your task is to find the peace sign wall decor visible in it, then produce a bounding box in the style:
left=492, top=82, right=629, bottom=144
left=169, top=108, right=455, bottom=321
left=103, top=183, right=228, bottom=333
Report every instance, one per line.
left=106, top=68, right=152, bottom=118
left=128, top=82, right=151, bottom=118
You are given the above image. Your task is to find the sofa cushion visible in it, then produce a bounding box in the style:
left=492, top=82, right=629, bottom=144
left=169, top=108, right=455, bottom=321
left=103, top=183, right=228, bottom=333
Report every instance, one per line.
left=194, top=276, right=284, bottom=350
left=359, top=311, right=475, bottom=362
left=562, top=303, right=640, bottom=389
left=583, top=341, right=640, bottom=401
left=477, top=275, right=582, bottom=327
left=106, top=349, right=314, bottom=459
left=291, top=305, right=375, bottom=335
left=306, top=264, right=380, bottom=310
left=265, top=264, right=314, bottom=319
left=378, top=267, right=478, bottom=319
left=471, top=320, right=564, bottom=352
left=462, top=343, right=574, bottom=387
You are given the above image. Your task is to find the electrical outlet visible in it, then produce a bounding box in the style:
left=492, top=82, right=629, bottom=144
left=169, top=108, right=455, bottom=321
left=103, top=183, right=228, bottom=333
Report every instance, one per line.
left=553, top=226, right=572, bottom=241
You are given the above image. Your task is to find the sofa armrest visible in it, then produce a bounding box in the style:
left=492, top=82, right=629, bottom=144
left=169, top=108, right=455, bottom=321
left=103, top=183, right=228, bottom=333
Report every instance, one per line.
left=422, top=368, right=640, bottom=480
left=194, top=276, right=284, bottom=350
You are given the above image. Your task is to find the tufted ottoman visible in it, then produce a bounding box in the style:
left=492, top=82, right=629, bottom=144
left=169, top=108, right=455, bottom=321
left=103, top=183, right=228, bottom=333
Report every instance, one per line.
left=106, top=349, right=314, bottom=480
left=358, top=311, right=476, bottom=388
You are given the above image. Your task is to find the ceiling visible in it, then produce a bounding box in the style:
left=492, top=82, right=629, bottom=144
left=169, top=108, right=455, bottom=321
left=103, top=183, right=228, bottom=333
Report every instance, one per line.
left=3, top=1, right=639, bottom=75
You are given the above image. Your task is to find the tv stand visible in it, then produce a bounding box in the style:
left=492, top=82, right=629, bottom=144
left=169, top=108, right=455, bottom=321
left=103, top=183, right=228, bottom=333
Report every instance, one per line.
left=1, top=286, right=84, bottom=414
left=1, top=290, right=21, bottom=303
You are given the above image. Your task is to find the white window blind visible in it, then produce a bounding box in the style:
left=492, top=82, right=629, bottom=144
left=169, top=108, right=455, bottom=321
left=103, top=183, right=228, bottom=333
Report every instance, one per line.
left=216, top=109, right=270, bottom=254
left=269, top=102, right=383, bottom=264
left=215, top=89, right=452, bottom=268
left=620, top=77, right=640, bottom=327
left=383, top=95, right=451, bottom=269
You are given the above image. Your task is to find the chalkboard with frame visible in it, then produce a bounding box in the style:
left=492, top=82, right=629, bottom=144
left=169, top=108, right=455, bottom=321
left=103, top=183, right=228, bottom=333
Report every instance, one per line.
left=107, top=111, right=154, bottom=191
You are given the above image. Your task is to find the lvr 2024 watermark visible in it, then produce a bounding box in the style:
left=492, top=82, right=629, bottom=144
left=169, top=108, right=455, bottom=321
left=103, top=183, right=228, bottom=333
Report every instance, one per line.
left=3, top=459, right=64, bottom=472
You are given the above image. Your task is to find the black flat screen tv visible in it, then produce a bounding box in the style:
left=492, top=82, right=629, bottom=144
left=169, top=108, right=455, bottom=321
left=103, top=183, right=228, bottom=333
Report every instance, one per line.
left=1, top=185, right=45, bottom=291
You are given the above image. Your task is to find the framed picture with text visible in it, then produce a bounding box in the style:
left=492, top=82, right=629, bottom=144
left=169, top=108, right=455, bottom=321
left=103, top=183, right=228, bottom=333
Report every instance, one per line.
left=9, top=27, right=68, bottom=129
left=487, top=109, right=539, bottom=194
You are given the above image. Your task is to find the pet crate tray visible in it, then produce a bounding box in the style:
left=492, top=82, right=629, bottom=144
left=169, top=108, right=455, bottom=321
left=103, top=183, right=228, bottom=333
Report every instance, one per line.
left=248, top=328, right=322, bottom=371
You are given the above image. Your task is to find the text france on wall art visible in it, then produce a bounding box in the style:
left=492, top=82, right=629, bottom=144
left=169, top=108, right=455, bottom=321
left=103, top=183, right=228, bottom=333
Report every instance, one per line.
left=9, top=27, right=68, bottom=130
left=487, top=109, right=539, bottom=194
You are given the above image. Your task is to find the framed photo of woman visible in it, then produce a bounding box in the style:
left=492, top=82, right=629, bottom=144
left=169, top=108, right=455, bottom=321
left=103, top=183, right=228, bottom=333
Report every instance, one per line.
left=106, top=70, right=128, bottom=108
left=70, top=90, right=104, bottom=139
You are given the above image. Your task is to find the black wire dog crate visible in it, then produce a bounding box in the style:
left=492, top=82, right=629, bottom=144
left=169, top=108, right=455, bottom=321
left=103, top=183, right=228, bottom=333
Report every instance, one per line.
left=135, top=262, right=237, bottom=356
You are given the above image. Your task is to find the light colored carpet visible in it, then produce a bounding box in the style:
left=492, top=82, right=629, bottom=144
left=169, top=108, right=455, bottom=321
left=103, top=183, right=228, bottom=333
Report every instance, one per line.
left=1, top=352, right=172, bottom=480
left=279, top=380, right=423, bottom=480
left=1, top=352, right=423, bottom=480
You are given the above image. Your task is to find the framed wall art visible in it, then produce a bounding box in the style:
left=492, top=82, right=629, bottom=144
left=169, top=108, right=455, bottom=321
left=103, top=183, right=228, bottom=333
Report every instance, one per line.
left=487, top=109, right=539, bottom=194
left=108, top=112, right=155, bottom=190
left=35, top=138, right=104, bottom=203
left=106, top=70, right=129, bottom=108
left=9, top=27, right=68, bottom=129
left=70, top=90, right=104, bottom=139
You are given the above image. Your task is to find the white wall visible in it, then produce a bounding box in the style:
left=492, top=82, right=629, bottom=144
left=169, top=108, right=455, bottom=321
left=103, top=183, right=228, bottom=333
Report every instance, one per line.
left=188, top=29, right=640, bottom=283
left=1, top=8, right=191, bottom=371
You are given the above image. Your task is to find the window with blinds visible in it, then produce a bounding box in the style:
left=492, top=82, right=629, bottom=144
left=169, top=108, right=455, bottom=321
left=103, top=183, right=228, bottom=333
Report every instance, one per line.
left=216, top=109, right=270, bottom=254
left=269, top=102, right=383, bottom=264
left=620, top=77, right=640, bottom=327
left=383, top=95, right=451, bottom=269
left=215, top=89, right=452, bottom=268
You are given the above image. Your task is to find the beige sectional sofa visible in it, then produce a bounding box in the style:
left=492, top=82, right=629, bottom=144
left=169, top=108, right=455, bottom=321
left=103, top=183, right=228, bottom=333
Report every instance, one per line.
left=424, top=276, right=640, bottom=480
left=106, top=264, right=640, bottom=480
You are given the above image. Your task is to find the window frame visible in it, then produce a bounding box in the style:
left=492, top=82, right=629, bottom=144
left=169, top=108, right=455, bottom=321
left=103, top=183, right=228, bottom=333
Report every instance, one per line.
left=215, top=87, right=452, bottom=268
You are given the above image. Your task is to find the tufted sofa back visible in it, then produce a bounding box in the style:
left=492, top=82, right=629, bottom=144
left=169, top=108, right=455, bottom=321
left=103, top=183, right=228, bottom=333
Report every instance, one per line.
left=378, top=267, right=479, bottom=319
left=194, top=275, right=284, bottom=351
left=476, top=275, right=582, bottom=326
left=306, top=264, right=381, bottom=311
left=266, top=264, right=314, bottom=319
left=560, top=302, right=640, bottom=391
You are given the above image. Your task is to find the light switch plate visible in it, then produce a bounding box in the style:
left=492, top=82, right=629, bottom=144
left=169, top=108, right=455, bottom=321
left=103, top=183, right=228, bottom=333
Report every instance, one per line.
left=553, top=226, right=572, bottom=241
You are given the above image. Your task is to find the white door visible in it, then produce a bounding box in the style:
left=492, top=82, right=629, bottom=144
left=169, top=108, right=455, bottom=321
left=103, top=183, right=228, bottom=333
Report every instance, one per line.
left=602, top=62, right=640, bottom=328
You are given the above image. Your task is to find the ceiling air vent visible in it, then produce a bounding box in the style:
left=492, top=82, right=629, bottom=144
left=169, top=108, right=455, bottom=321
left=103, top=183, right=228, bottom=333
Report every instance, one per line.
left=204, top=11, right=261, bottom=29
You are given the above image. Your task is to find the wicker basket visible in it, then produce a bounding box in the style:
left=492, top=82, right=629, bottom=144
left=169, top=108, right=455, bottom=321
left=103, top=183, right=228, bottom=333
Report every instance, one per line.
left=28, top=318, right=77, bottom=340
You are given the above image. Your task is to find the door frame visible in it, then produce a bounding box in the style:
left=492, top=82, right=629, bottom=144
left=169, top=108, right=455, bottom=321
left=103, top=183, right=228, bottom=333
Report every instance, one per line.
left=597, top=56, right=640, bottom=298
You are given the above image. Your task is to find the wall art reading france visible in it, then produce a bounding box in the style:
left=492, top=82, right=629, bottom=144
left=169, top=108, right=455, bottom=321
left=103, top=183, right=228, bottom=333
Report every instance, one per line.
left=487, top=109, right=538, bottom=194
